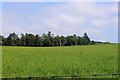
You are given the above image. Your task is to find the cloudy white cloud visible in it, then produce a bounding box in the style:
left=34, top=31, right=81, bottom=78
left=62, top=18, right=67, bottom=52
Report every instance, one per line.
left=2, top=2, right=118, bottom=42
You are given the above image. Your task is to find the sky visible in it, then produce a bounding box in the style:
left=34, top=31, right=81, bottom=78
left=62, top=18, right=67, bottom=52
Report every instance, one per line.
left=1, top=2, right=118, bottom=43
left=1, top=0, right=119, bottom=2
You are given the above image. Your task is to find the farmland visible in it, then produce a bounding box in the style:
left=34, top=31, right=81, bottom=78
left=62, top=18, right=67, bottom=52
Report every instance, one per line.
left=2, top=44, right=118, bottom=78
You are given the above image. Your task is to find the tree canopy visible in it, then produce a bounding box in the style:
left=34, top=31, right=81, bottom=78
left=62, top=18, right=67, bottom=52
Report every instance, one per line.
left=1, top=31, right=109, bottom=47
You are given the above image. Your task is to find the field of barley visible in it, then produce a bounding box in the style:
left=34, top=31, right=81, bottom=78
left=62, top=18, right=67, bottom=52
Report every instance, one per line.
left=2, top=44, right=118, bottom=78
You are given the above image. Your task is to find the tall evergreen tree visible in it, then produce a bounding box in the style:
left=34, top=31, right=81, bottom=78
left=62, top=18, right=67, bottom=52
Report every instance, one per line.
left=82, top=33, right=90, bottom=45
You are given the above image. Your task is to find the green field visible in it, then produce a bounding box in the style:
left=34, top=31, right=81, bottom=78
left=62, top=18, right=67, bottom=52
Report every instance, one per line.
left=2, top=44, right=118, bottom=78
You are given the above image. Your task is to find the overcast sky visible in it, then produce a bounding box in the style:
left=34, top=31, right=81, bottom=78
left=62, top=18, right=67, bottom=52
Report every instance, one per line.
left=2, top=2, right=118, bottom=42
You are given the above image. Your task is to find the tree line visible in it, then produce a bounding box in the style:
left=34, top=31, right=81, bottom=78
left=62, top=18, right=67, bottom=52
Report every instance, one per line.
left=0, top=31, right=109, bottom=47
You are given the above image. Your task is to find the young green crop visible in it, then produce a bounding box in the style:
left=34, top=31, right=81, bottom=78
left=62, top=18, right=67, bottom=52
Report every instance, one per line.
left=2, top=44, right=118, bottom=78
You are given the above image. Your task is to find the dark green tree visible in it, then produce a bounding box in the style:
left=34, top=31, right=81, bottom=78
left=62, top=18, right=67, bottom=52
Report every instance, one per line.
left=21, top=34, right=26, bottom=46
left=53, top=35, right=60, bottom=46
left=41, top=31, right=54, bottom=46
left=60, top=36, right=67, bottom=46
left=77, top=36, right=82, bottom=45
left=66, top=34, right=78, bottom=46
left=47, top=31, right=54, bottom=46
left=0, top=35, right=2, bottom=46
left=82, top=33, right=90, bottom=45
left=25, top=33, right=35, bottom=46
left=34, top=34, right=41, bottom=46
left=41, top=33, right=49, bottom=46
left=1, top=32, right=92, bottom=47
left=6, top=32, right=19, bottom=46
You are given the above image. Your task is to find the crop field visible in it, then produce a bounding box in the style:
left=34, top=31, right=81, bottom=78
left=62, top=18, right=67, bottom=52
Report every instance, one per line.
left=2, top=44, right=118, bottom=78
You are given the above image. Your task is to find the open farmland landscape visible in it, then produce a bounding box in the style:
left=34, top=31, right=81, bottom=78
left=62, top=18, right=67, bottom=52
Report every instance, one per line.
left=2, top=44, right=118, bottom=78
left=1, top=2, right=118, bottom=79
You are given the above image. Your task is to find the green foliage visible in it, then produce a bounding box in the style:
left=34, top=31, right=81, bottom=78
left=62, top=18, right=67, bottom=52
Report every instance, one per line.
left=5, top=33, right=19, bottom=46
left=0, top=35, right=3, bottom=46
left=2, top=44, right=118, bottom=78
left=1, top=32, right=95, bottom=47
left=0, top=46, right=1, bottom=78
left=82, top=33, right=90, bottom=45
